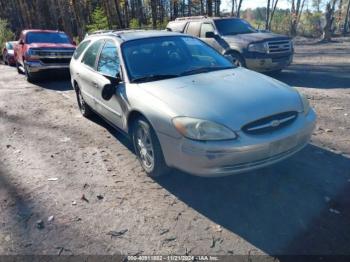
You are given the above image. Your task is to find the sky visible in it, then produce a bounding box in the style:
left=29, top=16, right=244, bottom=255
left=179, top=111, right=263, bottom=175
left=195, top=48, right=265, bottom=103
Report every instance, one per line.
left=220, top=0, right=303, bottom=12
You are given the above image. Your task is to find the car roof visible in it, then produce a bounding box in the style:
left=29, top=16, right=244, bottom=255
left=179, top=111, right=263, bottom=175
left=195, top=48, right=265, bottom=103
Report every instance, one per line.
left=85, top=30, right=184, bottom=42
left=22, top=29, right=67, bottom=34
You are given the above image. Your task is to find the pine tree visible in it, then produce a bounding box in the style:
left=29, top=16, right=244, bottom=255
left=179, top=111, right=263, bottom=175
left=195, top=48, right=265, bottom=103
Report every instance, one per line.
left=86, top=6, right=109, bottom=32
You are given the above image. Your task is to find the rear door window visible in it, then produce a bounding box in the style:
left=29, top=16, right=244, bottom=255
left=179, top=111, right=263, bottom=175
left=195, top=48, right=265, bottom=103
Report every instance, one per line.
left=81, top=40, right=105, bottom=69
left=185, top=21, right=201, bottom=37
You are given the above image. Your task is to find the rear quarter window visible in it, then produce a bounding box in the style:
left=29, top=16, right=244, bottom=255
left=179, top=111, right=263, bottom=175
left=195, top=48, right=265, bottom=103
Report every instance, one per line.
left=166, top=21, right=187, bottom=32
left=73, top=40, right=91, bottom=60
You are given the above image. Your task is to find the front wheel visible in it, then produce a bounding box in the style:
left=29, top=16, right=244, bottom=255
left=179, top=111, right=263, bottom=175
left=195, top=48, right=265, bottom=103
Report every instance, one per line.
left=24, top=61, right=39, bottom=82
left=75, top=86, right=93, bottom=118
left=225, top=52, right=246, bottom=67
left=132, top=118, right=169, bottom=177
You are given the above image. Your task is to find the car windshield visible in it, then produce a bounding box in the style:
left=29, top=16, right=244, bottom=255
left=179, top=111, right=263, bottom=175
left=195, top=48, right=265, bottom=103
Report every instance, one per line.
left=214, top=19, right=257, bottom=36
left=26, top=32, right=71, bottom=44
left=122, top=36, right=233, bottom=83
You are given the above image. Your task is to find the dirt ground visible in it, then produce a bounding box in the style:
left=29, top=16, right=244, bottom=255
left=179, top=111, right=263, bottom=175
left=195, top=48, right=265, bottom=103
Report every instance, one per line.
left=0, top=37, right=350, bottom=259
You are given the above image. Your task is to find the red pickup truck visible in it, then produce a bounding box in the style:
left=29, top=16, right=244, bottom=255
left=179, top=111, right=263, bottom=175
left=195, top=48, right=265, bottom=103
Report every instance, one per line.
left=14, top=29, right=76, bottom=82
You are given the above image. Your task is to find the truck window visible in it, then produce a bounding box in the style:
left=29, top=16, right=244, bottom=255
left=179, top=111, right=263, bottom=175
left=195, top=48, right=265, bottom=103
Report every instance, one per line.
left=186, top=21, right=201, bottom=37
left=81, top=40, right=105, bottom=69
left=73, top=40, right=91, bottom=60
left=97, top=41, right=120, bottom=77
left=200, top=23, right=215, bottom=38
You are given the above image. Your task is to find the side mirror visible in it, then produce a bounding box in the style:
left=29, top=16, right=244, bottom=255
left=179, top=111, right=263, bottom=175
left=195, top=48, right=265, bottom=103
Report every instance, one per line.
left=101, top=73, right=121, bottom=100
left=205, top=32, right=216, bottom=38
left=101, top=84, right=116, bottom=101
left=19, top=39, right=24, bottom=45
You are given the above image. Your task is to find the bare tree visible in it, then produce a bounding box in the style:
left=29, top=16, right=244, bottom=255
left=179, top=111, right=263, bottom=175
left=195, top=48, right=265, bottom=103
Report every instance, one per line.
left=290, top=0, right=306, bottom=36
left=231, top=0, right=243, bottom=17
left=343, top=0, right=350, bottom=34
left=265, top=0, right=279, bottom=30
left=323, top=0, right=338, bottom=41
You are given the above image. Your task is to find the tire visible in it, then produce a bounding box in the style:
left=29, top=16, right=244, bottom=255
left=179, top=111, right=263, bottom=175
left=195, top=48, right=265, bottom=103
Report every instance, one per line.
left=16, top=61, right=22, bottom=74
left=225, top=52, right=246, bottom=67
left=24, top=61, right=39, bottom=83
left=132, top=117, right=169, bottom=177
left=75, top=85, right=94, bottom=118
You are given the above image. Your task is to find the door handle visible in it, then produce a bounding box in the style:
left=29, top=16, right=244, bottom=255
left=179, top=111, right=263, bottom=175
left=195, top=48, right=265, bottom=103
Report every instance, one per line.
left=91, top=81, right=98, bottom=88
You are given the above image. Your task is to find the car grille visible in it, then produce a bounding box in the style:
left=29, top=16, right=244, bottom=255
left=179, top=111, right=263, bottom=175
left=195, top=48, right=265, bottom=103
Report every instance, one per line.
left=35, top=49, right=75, bottom=57
left=267, top=40, right=292, bottom=54
left=40, top=58, right=71, bottom=64
left=242, top=111, right=298, bottom=135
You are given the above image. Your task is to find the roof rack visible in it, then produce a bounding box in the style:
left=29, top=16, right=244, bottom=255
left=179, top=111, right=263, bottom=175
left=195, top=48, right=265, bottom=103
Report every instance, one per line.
left=85, top=29, right=146, bottom=39
left=175, top=16, right=208, bottom=21
left=85, top=30, right=115, bottom=37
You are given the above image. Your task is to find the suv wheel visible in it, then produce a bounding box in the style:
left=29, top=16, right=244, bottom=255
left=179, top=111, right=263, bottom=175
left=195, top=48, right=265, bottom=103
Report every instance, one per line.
left=132, top=117, right=169, bottom=177
left=226, top=53, right=245, bottom=67
left=75, top=85, right=93, bottom=118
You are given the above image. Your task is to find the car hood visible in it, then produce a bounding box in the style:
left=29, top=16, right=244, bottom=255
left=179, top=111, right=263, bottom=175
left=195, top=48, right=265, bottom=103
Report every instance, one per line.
left=139, top=68, right=302, bottom=131
left=27, top=43, right=76, bottom=49
left=223, top=32, right=290, bottom=45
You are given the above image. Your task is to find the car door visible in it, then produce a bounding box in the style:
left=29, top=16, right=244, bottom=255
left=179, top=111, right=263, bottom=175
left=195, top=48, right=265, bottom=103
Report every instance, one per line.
left=199, top=23, right=227, bottom=53
left=95, top=40, right=124, bottom=128
left=78, top=39, right=105, bottom=109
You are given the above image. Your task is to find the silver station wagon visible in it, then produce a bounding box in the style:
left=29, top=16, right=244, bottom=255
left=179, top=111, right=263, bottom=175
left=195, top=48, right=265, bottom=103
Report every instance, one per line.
left=70, top=30, right=316, bottom=177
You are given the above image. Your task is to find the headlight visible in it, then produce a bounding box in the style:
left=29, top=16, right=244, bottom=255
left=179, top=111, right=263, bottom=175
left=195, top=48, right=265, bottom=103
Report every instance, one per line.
left=172, top=117, right=237, bottom=141
left=248, top=42, right=268, bottom=53
left=26, top=49, right=38, bottom=58
left=299, top=92, right=310, bottom=115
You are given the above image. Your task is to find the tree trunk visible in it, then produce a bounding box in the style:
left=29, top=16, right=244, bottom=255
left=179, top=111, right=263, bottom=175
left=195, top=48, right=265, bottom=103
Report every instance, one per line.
left=150, top=0, right=157, bottom=29
left=323, top=0, right=337, bottom=41
left=237, top=0, right=243, bottom=17
left=265, top=0, right=271, bottom=30
left=343, top=0, right=350, bottom=34
left=207, top=0, right=213, bottom=16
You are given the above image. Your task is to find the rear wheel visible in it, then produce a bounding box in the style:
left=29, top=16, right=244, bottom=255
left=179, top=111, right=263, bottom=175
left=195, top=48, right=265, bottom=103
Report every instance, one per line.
left=75, top=85, right=93, bottom=118
left=132, top=118, right=169, bottom=177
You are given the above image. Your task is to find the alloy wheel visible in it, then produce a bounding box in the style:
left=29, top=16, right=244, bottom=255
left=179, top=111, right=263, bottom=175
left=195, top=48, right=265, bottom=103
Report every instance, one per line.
left=135, top=124, right=155, bottom=170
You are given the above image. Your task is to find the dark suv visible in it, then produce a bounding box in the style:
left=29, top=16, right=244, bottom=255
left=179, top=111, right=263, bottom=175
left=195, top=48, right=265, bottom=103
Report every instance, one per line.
left=166, top=16, right=293, bottom=73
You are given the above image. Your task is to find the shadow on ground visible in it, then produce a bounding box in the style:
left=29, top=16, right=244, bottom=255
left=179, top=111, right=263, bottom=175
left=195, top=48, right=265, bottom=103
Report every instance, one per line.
left=154, top=144, right=350, bottom=256
left=32, top=72, right=72, bottom=91
left=269, top=64, right=350, bottom=89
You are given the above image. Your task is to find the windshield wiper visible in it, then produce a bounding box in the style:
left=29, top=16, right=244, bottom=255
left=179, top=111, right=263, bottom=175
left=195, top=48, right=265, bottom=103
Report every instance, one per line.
left=180, top=66, right=233, bottom=76
left=132, top=74, right=179, bottom=83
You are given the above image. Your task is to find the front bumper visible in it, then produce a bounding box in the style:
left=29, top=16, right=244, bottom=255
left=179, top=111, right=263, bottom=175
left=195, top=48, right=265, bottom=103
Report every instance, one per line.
left=25, top=60, right=70, bottom=73
left=245, top=54, right=293, bottom=72
left=158, top=110, right=316, bottom=177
